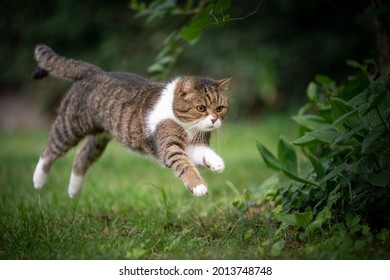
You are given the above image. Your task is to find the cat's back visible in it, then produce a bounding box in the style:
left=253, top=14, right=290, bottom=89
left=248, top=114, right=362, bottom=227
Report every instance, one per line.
left=97, top=71, right=164, bottom=99
left=77, top=71, right=165, bottom=126
left=105, top=72, right=151, bottom=90
left=75, top=71, right=164, bottom=101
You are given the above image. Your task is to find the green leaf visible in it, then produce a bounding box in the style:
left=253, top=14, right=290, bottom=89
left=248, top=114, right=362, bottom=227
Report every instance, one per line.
left=346, top=213, right=361, bottom=228
left=318, top=163, right=347, bottom=185
left=222, top=14, right=230, bottom=22
left=317, top=207, right=332, bottom=222
left=354, top=240, right=366, bottom=250
left=271, top=240, right=285, bottom=257
left=307, top=82, right=318, bottom=101
left=157, top=55, right=173, bottom=65
left=258, top=175, right=280, bottom=192
left=346, top=60, right=361, bottom=68
left=244, top=229, right=254, bottom=240
left=376, top=229, right=390, bottom=243
left=147, top=63, right=165, bottom=73
left=367, top=169, right=390, bottom=187
left=318, top=105, right=332, bottom=122
left=248, top=176, right=279, bottom=205
left=315, top=75, right=332, bottom=85
left=278, top=136, right=298, bottom=175
left=326, top=184, right=341, bottom=208
left=276, top=215, right=297, bottom=226
left=330, top=97, right=356, bottom=123
left=257, top=142, right=316, bottom=186
left=291, top=115, right=331, bottom=131
left=214, top=0, right=231, bottom=15
left=308, top=153, right=325, bottom=179
left=362, top=130, right=384, bottom=153
left=179, top=10, right=214, bottom=41
left=256, top=142, right=282, bottom=171
left=281, top=169, right=317, bottom=186
left=179, top=25, right=203, bottom=41
left=276, top=212, right=312, bottom=227
left=363, top=87, right=388, bottom=116
left=126, top=247, right=151, bottom=259
left=347, top=159, right=362, bottom=174
left=298, top=102, right=314, bottom=115
left=332, top=126, right=361, bottom=146
left=306, top=129, right=340, bottom=143
left=332, top=107, right=360, bottom=127
left=346, top=60, right=369, bottom=75
left=307, top=207, right=331, bottom=232
left=362, top=225, right=371, bottom=235
left=282, top=169, right=317, bottom=186
left=292, top=134, right=319, bottom=146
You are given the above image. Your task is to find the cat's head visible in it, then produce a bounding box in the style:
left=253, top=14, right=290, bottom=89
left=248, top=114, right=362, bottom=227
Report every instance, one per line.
left=173, top=76, right=230, bottom=132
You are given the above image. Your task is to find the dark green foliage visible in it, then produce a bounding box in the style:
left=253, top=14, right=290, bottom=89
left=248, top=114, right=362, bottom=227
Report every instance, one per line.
left=129, top=0, right=378, bottom=117
left=179, top=0, right=231, bottom=41
left=130, top=0, right=232, bottom=80
left=1, top=0, right=378, bottom=121
left=258, top=61, right=390, bottom=227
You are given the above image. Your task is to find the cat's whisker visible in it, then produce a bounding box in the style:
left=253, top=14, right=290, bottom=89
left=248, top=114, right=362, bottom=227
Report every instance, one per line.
left=216, top=127, right=223, bottom=153
left=221, top=122, right=230, bottom=132
left=184, top=122, right=199, bottom=139
left=220, top=124, right=229, bottom=141
left=217, top=122, right=230, bottom=153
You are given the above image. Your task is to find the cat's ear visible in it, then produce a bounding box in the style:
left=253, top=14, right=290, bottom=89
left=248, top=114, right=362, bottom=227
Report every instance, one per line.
left=216, top=78, right=231, bottom=91
left=181, top=77, right=198, bottom=93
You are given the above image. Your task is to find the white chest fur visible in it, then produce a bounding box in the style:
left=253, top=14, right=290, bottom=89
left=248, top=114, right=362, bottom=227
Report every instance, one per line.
left=146, top=79, right=195, bottom=141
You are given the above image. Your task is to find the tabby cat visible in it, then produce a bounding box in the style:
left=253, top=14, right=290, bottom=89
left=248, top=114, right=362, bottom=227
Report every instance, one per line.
left=32, top=45, right=230, bottom=197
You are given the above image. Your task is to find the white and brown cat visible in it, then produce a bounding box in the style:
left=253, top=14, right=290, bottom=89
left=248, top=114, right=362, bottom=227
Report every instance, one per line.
left=32, top=45, right=230, bottom=197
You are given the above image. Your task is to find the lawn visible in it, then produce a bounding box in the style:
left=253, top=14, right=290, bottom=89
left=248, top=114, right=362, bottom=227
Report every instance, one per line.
left=1, top=114, right=388, bottom=260
left=0, top=114, right=293, bottom=259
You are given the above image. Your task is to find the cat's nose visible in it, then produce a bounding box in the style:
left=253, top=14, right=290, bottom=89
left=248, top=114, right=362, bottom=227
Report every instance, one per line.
left=211, top=118, right=217, bottom=124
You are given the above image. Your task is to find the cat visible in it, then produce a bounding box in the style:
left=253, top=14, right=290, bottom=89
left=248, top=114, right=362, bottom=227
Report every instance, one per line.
left=32, top=45, right=230, bottom=197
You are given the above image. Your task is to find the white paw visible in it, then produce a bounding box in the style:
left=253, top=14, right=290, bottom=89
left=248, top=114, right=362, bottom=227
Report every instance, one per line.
left=68, top=172, right=84, bottom=198
left=204, top=153, right=225, bottom=173
left=33, top=157, right=48, bottom=189
left=192, top=184, right=208, bottom=197
left=187, top=146, right=224, bottom=173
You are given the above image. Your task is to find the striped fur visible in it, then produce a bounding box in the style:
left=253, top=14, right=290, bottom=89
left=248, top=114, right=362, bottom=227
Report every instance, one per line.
left=32, top=45, right=230, bottom=197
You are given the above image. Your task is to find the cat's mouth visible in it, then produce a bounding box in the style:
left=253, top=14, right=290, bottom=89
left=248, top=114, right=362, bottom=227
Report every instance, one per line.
left=202, top=126, right=215, bottom=132
left=199, top=123, right=221, bottom=132
left=196, top=117, right=222, bottom=132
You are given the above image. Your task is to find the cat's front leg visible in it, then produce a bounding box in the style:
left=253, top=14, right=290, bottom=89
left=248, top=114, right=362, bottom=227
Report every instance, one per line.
left=154, top=120, right=208, bottom=196
left=187, top=145, right=225, bottom=173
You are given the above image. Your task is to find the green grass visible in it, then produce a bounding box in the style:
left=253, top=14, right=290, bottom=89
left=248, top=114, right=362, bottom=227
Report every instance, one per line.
left=1, top=115, right=388, bottom=260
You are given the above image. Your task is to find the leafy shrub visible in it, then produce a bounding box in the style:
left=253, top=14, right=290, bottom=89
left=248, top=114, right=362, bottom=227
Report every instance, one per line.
left=257, top=61, right=390, bottom=227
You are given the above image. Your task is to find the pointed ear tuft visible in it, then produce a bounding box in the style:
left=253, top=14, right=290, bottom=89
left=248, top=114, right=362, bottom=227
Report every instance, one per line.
left=216, top=77, right=232, bottom=91
left=181, top=77, right=198, bottom=93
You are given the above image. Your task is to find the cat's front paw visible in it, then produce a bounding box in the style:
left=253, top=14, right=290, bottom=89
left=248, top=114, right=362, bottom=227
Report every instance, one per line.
left=192, top=184, right=208, bottom=196
left=203, top=153, right=225, bottom=173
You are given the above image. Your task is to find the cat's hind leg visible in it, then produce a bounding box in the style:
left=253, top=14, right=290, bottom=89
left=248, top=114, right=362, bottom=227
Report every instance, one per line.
left=33, top=157, right=50, bottom=189
left=68, top=134, right=110, bottom=198
left=33, top=115, right=84, bottom=189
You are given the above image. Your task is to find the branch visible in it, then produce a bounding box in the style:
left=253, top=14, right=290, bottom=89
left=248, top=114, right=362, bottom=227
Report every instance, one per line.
left=228, top=0, right=264, bottom=21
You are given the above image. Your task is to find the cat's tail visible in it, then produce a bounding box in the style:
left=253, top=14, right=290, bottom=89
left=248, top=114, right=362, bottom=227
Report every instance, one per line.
left=32, top=44, right=102, bottom=81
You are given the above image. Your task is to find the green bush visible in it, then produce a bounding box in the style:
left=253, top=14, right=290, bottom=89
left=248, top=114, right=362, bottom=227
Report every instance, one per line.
left=257, top=61, right=390, bottom=228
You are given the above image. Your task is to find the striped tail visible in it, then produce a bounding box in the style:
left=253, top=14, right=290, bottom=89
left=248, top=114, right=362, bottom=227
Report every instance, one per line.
left=32, top=44, right=101, bottom=81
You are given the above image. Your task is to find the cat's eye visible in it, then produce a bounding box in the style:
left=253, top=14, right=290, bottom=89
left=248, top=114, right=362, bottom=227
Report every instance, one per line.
left=196, top=105, right=207, bottom=113
left=216, top=106, right=224, bottom=113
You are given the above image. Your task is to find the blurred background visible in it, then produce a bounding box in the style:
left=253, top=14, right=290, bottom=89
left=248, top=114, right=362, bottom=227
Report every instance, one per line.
left=0, top=0, right=380, bottom=131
